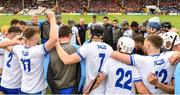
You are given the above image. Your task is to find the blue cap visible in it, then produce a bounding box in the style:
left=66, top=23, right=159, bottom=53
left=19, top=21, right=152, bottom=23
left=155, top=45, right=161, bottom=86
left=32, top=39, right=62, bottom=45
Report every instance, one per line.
left=147, top=22, right=161, bottom=31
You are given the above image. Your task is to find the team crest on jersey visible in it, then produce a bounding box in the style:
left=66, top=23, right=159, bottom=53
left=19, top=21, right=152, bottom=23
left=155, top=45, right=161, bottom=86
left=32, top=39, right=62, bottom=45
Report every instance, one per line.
left=22, top=51, right=29, bottom=56
left=154, top=59, right=165, bottom=65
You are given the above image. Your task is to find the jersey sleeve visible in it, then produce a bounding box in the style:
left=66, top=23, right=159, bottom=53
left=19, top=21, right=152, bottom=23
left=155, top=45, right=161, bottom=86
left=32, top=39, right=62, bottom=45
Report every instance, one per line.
left=35, top=44, right=48, bottom=56
left=132, top=67, right=142, bottom=83
left=130, top=54, right=147, bottom=69
left=76, top=44, right=89, bottom=61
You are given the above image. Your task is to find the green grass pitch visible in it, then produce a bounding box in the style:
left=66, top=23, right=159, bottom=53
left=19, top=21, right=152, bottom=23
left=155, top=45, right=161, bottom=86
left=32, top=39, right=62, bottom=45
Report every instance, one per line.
left=0, top=14, right=179, bottom=31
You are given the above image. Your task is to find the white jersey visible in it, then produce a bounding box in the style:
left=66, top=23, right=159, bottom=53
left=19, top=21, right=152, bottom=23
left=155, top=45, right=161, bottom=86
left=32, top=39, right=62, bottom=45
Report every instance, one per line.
left=77, top=42, right=113, bottom=94
left=70, top=26, right=78, bottom=44
left=1, top=38, right=22, bottom=89
left=12, top=44, right=47, bottom=93
left=0, top=35, right=6, bottom=69
left=122, top=29, right=133, bottom=38
left=101, top=58, right=141, bottom=94
left=130, top=51, right=176, bottom=94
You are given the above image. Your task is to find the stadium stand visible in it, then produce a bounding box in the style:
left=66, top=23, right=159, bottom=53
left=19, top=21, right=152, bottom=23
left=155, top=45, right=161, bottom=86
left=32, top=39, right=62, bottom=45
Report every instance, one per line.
left=0, top=0, right=179, bottom=14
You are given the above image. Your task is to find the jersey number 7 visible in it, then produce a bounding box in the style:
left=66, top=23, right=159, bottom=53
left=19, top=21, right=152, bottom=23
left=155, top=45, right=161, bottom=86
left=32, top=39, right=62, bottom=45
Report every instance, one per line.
left=98, top=53, right=105, bottom=71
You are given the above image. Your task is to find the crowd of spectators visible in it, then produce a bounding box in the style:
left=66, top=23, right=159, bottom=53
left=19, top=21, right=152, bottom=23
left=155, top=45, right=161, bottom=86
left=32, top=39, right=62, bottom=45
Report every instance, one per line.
left=88, top=0, right=120, bottom=13
left=0, top=0, right=22, bottom=14
left=123, top=0, right=145, bottom=13
left=0, top=0, right=179, bottom=14
left=160, top=2, right=180, bottom=13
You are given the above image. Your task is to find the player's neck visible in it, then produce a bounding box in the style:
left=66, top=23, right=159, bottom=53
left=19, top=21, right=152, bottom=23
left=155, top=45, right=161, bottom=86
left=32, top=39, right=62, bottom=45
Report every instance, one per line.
left=147, top=49, right=160, bottom=56
left=59, top=37, right=70, bottom=44
left=91, top=38, right=103, bottom=42
left=25, top=40, right=36, bottom=47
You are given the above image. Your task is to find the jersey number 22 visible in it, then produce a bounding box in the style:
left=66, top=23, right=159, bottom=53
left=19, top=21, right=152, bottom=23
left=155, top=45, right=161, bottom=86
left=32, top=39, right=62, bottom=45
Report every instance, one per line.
left=115, top=68, right=132, bottom=90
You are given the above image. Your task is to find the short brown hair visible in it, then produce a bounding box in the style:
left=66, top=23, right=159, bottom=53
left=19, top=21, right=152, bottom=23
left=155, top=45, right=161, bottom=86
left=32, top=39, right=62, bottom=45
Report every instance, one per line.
left=133, top=35, right=145, bottom=44
left=10, top=19, right=19, bottom=26
left=59, top=25, right=72, bottom=38
left=19, top=20, right=27, bottom=26
left=23, top=26, right=39, bottom=39
left=146, top=34, right=163, bottom=48
left=8, top=26, right=22, bottom=34
left=113, top=19, right=118, bottom=23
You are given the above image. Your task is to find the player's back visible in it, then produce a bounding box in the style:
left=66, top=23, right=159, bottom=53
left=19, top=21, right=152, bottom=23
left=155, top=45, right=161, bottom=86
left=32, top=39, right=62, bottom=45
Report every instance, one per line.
left=131, top=51, right=176, bottom=94
left=1, top=38, right=22, bottom=89
left=101, top=58, right=141, bottom=94
left=12, top=44, right=47, bottom=93
left=77, top=42, right=113, bottom=94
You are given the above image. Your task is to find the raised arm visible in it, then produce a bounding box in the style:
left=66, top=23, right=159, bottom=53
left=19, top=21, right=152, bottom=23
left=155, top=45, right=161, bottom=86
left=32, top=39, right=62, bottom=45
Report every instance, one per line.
left=55, top=42, right=81, bottom=65
left=44, top=12, right=58, bottom=52
left=111, top=51, right=131, bottom=65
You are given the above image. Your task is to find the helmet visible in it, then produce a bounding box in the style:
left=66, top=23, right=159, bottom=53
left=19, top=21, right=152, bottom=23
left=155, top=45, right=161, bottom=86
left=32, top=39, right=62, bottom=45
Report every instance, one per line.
left=147, top=21, right=161, bottom=31
left=148, top=17, right=160, bottom=23
left=161, top=32, right=180, bottom=50
left=117, top=37, right=135, bottom=54
left=90, top=25, right=104, bottom=37
left=161, top=22, right=172, bottom=29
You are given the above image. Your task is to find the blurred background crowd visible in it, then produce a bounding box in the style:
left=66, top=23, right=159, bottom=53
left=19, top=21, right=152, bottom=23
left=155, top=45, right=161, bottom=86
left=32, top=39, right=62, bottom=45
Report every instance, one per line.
left=0, top=0, right=179, bottom=14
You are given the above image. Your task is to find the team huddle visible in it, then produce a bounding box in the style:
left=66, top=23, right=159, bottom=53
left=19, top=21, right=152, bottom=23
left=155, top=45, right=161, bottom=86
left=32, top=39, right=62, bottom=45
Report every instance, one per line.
left=0, top=12, right=180, bottom=94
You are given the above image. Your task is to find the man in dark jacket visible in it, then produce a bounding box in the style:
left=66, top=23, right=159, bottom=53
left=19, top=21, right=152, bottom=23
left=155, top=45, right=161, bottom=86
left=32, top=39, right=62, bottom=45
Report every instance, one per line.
left=47, top=25, right=81, bottom=94
left=102, top=16, right=113, bottom=47
left=76, top=18, right=88, bottom=45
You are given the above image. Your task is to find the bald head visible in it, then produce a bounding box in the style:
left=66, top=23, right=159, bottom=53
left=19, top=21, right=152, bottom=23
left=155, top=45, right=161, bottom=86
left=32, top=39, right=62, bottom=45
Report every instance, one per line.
left=31, top=15, right=38, bottom=24
left=80, top=18, right=85, bottom=26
